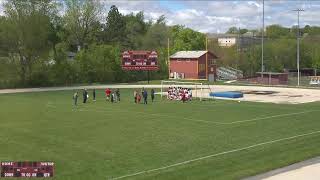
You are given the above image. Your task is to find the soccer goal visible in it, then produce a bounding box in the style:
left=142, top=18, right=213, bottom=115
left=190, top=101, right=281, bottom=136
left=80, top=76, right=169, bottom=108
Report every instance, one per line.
left=161, top=80, right=203, bottom=101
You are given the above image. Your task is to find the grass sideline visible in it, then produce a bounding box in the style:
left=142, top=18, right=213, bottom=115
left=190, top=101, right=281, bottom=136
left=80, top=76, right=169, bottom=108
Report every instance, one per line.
left=0, top=89, right=320, bottom=180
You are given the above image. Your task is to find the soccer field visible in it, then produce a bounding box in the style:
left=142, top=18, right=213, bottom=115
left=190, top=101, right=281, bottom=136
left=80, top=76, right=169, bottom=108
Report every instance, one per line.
left=1, top=89, right=320, bottom=180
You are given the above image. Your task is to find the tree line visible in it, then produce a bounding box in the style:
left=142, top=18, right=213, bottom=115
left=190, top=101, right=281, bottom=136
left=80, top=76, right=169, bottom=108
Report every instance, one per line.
left=0, top=0, right=205, bottom=88
left=212, top=25, right=320, bottom=77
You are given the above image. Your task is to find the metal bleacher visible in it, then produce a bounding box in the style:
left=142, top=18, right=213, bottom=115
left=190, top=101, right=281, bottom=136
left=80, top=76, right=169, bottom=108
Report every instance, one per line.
left=217, top=67, right=243, bottom=80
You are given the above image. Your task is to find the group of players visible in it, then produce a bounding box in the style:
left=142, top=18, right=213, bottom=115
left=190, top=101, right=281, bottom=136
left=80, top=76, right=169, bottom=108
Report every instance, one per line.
left=104, top=88, right=121, bottom=103
left=72, top=88, right=156, bottom=106
left=133, top=88, right=155, bottom=104
left=72, top=86, right=193, bottom=106
left=167, top=87, right=192, bottom=102
left=72, top=88, right=98, bottom=106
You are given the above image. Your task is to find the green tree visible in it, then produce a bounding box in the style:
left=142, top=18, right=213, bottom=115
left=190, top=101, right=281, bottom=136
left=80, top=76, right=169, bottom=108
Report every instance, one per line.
left=226, top=27, right=238, bottom=34
left=75, top=44, right=121, bottom=83
left=64, top=0, right=102, bottom=51
left=170, top=25, right=205, bottom=53
left=3, top=0, right=56, bottom=84
left=239, top=28, right=248, bottom=34
left=266, top=24, right=293, bottom=39
left=48, top=11, right=64, bottom=62
left=142, top=16, right=168, bottom=50
left=104, top=5, right=126, bottom=45
left=122, top=12, right=147, bottom=49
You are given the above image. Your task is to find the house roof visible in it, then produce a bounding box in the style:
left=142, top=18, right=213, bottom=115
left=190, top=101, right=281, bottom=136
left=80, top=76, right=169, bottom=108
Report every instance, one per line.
left=170, top=51, right=208, bottom=59
left=170, top=50, right=218, bottom=59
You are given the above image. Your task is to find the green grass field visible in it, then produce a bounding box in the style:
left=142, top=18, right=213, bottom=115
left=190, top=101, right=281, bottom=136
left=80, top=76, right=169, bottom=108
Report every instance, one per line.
left=1, top=89, right=320, bottom=180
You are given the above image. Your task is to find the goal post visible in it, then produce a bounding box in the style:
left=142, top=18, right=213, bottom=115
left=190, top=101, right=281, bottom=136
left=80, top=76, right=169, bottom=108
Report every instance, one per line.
left=161, top=80, right=203, bottom=101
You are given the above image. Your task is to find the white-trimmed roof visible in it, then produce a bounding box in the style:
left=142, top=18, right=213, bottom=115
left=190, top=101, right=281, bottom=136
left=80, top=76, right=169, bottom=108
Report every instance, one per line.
left=170, top=51, right=208, bottom=59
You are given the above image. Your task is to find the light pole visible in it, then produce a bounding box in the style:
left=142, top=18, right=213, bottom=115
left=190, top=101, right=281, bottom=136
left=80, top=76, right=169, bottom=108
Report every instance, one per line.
left=293, top=8, right=304, bottom=86
left=261, top=0, right=264, bottom=77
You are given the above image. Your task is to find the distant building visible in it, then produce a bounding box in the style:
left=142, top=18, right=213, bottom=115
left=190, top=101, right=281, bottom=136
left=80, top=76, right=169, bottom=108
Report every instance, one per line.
left=208, top=33, right=262, bottom=49
left=169, top=51, right=218, bottom=80
left=218, top=36, right=237, bottom=47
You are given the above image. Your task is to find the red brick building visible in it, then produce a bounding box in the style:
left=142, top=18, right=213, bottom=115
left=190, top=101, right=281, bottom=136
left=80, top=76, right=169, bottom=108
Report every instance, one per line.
left=169, top=51, right=218, bottom=80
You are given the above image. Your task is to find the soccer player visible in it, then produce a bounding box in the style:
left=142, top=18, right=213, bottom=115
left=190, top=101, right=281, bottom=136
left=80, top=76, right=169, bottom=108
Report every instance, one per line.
left=105, top=88, right=111, bottom=101
left=73, top=91, right=78, bottom=106
left=182, top=91, right=186, bottom=103
left=137, top=93, right=141, bottom=103
left=83, top=89, right=88, bottom=103
left=134, top=90, right=137, bottom=103
left=116, top=89, right=120, bottom=102
left=111, top=92, right=114, bottom=103
left=151, top=89, right=155, bottom=102
left=143, top=89, right=148, bottom=104
left=93, top=89, right=96, bottom=101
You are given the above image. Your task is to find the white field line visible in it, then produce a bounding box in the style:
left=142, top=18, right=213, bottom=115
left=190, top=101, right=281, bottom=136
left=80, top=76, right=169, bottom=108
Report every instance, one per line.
left=224, top=110, right=319, bottom=125
left=184, top=102, right=303, bottom=111
left=109, top=130, right=320, bottom=180
left=77, top=106, right=318, bottom=126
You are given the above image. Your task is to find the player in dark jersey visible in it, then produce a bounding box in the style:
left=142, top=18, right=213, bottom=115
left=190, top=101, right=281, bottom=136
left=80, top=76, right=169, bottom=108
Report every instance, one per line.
left=93, top=89, right=96, bottom=101
left=151, top=89, right=155, bottom=102
left=116, top=89, right=120, bottom=102
left=83, top=89, right=88, bottom=103
left=143, top=89, right=148, bottom=104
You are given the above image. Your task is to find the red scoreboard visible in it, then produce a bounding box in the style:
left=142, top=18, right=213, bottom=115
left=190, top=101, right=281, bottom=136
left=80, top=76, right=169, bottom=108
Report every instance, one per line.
left=1, top=161, right=54, bottom=178
left=121, top=50, right=158, bottom=71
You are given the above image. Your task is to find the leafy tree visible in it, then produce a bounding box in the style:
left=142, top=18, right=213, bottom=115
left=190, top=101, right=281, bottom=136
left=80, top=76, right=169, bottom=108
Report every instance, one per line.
left=226, top=27, right=247, bottom=34
left=170, top=25, right=205, bottom=53
left=48, top=12, right=63, bottom=62
left=301, top=36, right=320, bottom=73
left=308, top=26, right=320, bottom=35
left=142, top=16, right=168, bottom=50
left=239, top=28, right=248, bottom=34
left=123, top=12, right=147, bottom=49
left=75, top=44, right=121, bottom=83
left=304, top=25, right=311, bottom=34
left=104, top=5, right=126, bottom=45
left=3, top=0, right=56, bottom=84
left=226, top=27, right=238, bottom=34
left=64, top=0, right=102, bottom=51
left=266, top=24, right=293, bottom=39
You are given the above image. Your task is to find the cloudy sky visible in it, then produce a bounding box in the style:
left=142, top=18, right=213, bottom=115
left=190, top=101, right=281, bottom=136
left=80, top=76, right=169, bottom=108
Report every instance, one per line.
left=103, top=0, right=320, bottom=33
left=1, top=0, right=320, bottom=33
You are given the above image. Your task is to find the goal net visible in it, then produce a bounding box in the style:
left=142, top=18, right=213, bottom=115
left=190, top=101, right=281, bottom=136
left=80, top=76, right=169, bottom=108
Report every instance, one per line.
left=161, top=80, right=203, bottom=101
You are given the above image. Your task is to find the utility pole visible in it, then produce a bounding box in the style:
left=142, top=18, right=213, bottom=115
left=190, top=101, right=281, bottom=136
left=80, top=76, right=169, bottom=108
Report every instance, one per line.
left=206, top=36, right=208, bottom=80
left=238, top=27, right=241, bottom=69
left=167, top=38, right=170, bottom=78
left=261, top=0, right=264, bottom=77
left=293, top=8, right=304, bottom=86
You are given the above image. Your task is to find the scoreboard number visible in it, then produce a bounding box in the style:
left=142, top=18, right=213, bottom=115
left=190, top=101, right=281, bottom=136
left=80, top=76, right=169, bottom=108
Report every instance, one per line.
left=1, top=161, right=54, bottom=178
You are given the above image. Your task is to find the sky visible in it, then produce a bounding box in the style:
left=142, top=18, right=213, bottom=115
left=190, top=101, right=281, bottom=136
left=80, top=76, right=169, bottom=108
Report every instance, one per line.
left=103, top=0, right=320, bottom=33
left=1, top=0, right=320, bottom=33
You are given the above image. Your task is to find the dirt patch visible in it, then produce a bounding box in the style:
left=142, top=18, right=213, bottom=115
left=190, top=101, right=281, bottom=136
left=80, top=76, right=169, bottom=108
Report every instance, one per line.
left=242, top=90, right=278, bottom=95
left=200, top=85, right=320, bottom=104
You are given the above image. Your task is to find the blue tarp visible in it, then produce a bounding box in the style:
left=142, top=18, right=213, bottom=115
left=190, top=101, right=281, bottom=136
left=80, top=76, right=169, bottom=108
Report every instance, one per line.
left=209, top=91, right=243, bottom=98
